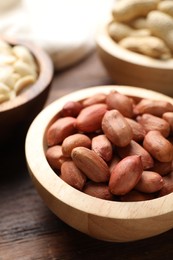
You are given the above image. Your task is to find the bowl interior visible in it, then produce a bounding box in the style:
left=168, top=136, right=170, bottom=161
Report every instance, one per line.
left=25, top=85, right=173, bottom=242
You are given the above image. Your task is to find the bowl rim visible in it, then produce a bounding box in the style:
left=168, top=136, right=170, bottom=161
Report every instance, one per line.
left=0, top=36, right=54, bottom=112
left=25, top=85, right=173, bottom=220
left=96, top=19, right=173, bottom=70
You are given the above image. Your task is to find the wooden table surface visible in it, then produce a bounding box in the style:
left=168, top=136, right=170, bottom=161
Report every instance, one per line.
left=1, top=51, right=173, bottom=260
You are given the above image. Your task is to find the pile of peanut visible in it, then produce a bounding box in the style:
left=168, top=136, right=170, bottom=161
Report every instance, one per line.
left=45, top=90, right=173, bottom=202
left=108, top=0, right=173, bottom=60
left=0, top=39, right=38, bottom=104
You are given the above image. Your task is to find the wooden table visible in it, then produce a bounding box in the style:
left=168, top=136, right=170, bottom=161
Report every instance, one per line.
left=1, top=51, right=173, bottom=260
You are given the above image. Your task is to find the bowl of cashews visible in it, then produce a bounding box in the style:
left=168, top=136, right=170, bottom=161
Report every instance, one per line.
left=26, top=85, right=173, bottom=242
left=0, top=36, right=54, bottom=144
left=96, top=0, right=173, bottom=97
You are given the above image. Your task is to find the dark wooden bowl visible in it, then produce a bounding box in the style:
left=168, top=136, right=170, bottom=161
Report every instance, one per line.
left=0, top=36, right=54, bottom=145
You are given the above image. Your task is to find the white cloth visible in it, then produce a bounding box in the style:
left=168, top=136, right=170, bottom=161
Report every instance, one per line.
left=0, top=0, right=114, bottom=70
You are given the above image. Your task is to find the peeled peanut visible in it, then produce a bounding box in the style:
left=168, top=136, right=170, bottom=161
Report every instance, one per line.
left=46, top=145, right=69, bottom=170
left=117, top=140, right=154, bottom=169
left=109, top=155, right=143, bottom=195
left=76, top=103, right=107, bottom=132
left=135, top=171, right=164, bottom=193
left=91, top=134, right=113, bottom=162
left=134, top=99, right=173, bottom=117
left=46, top=117, right=77, bottom=146
left=60, top=160, right=87, bottom=191
left=125, top=117, right=146, bottom=142
left=83, top=182, right=114, bottom=200
left=61, top=101, right=83, bottom=117
left=102, top=109, right=133, bottom=147
left=71, top=147, right=110, bottom=182
left=136, top=113, right=170, bottom=137
left=106, top=91, right=134, bottom=118
left=143, top=130, right=173, bottom=162
left=62, top=133, right=91, bottom=157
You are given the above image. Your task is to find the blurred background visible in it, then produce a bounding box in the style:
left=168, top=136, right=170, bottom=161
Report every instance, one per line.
left=0, top=0, right=115, bottom=70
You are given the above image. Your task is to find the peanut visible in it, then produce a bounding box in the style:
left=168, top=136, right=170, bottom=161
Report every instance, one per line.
left=71, top=147, right=110, bottom=182
left=46, top=145, right=68, bottom=170
left=125, top=117, right=146, bottom=142
left=60, top=160, right=87, bottom=191
left=91, top=134, right=113, bottom=162
left=76, top=103, right=107, bottom=132
left=46, top=117, right=77, bottom=146
left=150, top=160, right=172, bottom=176
left=62, top=133, right=91, bottom=157
left=61, top=101, right=83, bottom=117
left=143, top=130, right=173, bottom=162
left=158, top=1, right=173, bottom=18
left=134, top=99, right=173, bottom=117
left=117, top=140, right=154, bottom=169
left=108, top=21, right=150, bottom=42
left=162, top=112, right=173, bottom=133
left=82, top=93, right=106, bottom=107
left=120, top=190, right=156, bottom=201
left=159, top=171, right=173, bottom=197
left=119, top=36, right=171, bottom=59
left=106, top=91, right=134, bottom=118
left=102, top=109, right=133, bottom=147
left=136, top=113, right=170, bottom=137
left=83, top=181, right=114, bottom=200
left=135, top=171, right=164, bottom=193
left=112, top=0, right=159, bottom=23
left=147, top=10, right=173, bottom=51
left=109, top=155, right=143, bottom=195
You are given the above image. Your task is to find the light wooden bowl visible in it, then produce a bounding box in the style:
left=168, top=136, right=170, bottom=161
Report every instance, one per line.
left=25, top=85, right=173, bottom=242
left=96, top=21, right=173, bottom=97
left=0, top=36, right=54, bottom=145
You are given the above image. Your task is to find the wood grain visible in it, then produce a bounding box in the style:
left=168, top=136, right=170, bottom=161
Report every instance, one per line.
left=1, top=51, right=173, bottom=259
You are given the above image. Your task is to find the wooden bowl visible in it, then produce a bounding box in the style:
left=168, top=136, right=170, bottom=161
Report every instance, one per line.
left=0, top=36, right=54, bottom=145
left=96, top=21, right=173, bottom=97
left=25, top=85, right=173, bottom=242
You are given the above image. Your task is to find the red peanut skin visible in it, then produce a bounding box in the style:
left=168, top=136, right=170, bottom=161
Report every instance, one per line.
left=83, top=181, right=114, bottom=200
left=159, top=171, right=173, bottom=197
left=106, top=91, right=134, bottom=118
left=71, top=147, right=110, bottom=182
left=46, top=117, right=77, bottom=146
left=62, top=133, right=91, bottom=157
left=135, top=171, right=164, bottom=193
left=91, top=134, right=113, bottom=162
left=109, top=155, right=143, bottom=195
left=102, top=109, right=133, bottom=147
left=150, top=160, right=172, bottom=176
left=136, top=113, right=170, bottom=137
left=60, top=160, right=87, bottom=191
left=125, top=117, right=146, bottom=142
left=143, top=130, right=173, bottom=162
left=133, top=99, right=173, bottom=117
left=162, top=112, right=173, bottom=133
left=76, top=103, right=107, bottom=132
left=46, top=145, right=68, bottom=170
left=120, top=190, right=156, bottom=202
left=82, top=93, right=107, bottom=107
left=61, top=101, right=83, bottom=117
left=117, top=140, right=154, bottom=169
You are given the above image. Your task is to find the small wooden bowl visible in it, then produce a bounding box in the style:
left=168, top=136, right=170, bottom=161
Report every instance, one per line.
left=0, top=36, right=54, bottom=145
left=25, top=85, right=173, bottom=242
left=96, top=21, right=173, bottom=97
